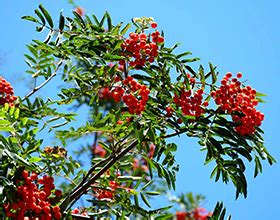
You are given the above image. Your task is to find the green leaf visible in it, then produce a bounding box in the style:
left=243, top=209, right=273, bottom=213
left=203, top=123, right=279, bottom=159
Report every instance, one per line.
left=29, top=157, right=43, bottom=163
left=21, top=16, right=39, bottom=23
left=120, top=23, right=131, bottom=35
left=134, top=194, right=139, bottom=207
left=254, top=156, right=262, bottom=177
left=3, top=150, right=35, bottom=170
left=256, top=92, right=267, bottom=97
left=105, top=11, right=112, bottom=31
left=73, top=11, right=86, bottom=28
left=198, top=65, right=205, bottom=88
left=208, top=137, right=224, bottom=154
left=14, top=108, right=20, bottom=119
left=176, top=51, right=192, bottom=59
left=39, top=4, right=54, bottom=28
left=59, top=12, right=65, bottom=31
left=87, top=209, right=109, bottom=216
left=145, top=191, right=161, bottom=196
left=92, top=14, right=100, bottom=25
left=209, top=63, right=217, bottom=84
left=36, top=26, right=45, bottom=32
left=181, top=58, right=200, bottom=63
left=99, top=13, right=106, bottom=28
left=140, top=192, right=151, bottom=208
left=103, top=54, right=125, bottom=61
left=141, top=180, right=153, bottom=190
left=35, top=9, right=45, bottom=25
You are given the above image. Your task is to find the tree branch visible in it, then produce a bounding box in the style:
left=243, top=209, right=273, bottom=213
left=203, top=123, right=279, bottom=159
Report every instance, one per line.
left=162, top=128, right=189, bottom=139
left=60, top=138, right=139, bottom=212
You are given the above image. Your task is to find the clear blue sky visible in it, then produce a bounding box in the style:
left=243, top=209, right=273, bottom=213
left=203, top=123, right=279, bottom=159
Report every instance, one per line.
left=1, top=1, right=280, bottom=219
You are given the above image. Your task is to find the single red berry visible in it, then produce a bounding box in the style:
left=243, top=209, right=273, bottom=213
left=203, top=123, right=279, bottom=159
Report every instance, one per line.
left=176, top=211, right=187, bottom=220
left=39, top=191, right=47, bottom=200
left=55, top=189, right=62, bottom=197
left=236, top=72, right=242, bottom=78
left=177, top=118, right=183, bottom=124
left=117, top=120, right=124, bottom=125
left=157, top=36, right=164, bottom=43
left=74, top=7, right=85, bottom=17
left=52, top=206, right=60, bottom=213
left=72, top=208, right=79, bottom=214
left=30, top=173, right=38, bottom=181
left=43, top=206, right=51, bottom=214
left=226, top=72, right=232, bottom=78
left=54, top=212, right=62, bottom=219
left=21, top=170, right=29, bottom=179
left=203, top=101, right=209, bottom=107
left=150, top=22, right=157, bottom=29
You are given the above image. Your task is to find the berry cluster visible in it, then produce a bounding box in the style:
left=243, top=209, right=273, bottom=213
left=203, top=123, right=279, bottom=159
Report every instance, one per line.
left=211, top=72, right=264, bottom=135
left=186, top=73, right=196, bottom=84
left=93, top=181, right=119, bottom=200
left=99, top=76, right=150, bottom=115
left=92, top=144, right=107, bottom=158
left=98, top=87, right=112, bottom=100
left=122, top=76, right=150, bottom=114
left=121, top=22, right=164, bottom=68
left=165, top=106, right=174, bottom=117
left=133, top=158, right=149, bottom=173
left=110, top=86, right=125, bottom=103
left=176, top=211, right=187, bottom=220
left=0, top=76, right=17, bottom=106
left=192, top=207, right=212, bottom=220
left=175, top=207, right=212, bottom=220
left=173, top=88, right=208, bottom=117
left=4, top=170, right=62, bottom=219
left=72, top=208, right=88, bottom=217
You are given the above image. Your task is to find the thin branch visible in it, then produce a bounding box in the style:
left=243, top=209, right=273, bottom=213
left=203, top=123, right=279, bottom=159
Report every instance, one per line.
left=60, top=138, right=139, bottom=212
left=162, top=128, right=189, bottom=139
left=56, top=173, right=78, bottom=186
left=74, top=156, right=113, bottom=191
left=22, top=59, right=63, bottom=101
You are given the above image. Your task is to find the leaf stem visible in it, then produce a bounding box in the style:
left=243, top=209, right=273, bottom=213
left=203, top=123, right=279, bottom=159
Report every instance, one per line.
left=22, top=59, right=63, bottom=101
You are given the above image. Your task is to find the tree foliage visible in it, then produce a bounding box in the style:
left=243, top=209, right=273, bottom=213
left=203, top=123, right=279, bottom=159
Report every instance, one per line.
left=0, top=4, right=275, bottom=219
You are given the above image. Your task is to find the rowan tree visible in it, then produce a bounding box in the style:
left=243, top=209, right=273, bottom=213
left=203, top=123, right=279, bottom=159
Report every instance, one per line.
left=0, top=4, right=275, bottom=219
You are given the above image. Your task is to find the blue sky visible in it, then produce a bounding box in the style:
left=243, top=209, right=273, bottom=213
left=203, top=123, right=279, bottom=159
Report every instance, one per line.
left=1, top=1, right=280, bottom=219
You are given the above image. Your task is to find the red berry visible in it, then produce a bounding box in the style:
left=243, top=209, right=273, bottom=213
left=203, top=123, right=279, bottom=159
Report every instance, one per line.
left=52, top=206, right=60, bottom=213
left=21, top=170, right=29, bottom=179
left=43, top=206, right=51, bottom=214
left=72, top=208, right=79, bottom=214
left=177, top=118, right=183, bottom=124
left=150, top=22, right=157, bottom=29
left=30, top=173, right=38, bottom=180
left=55, top=189, right=62, bottom=197
left=117, top=120, right=124, bottom=125
left=39, top=191, right=47, bottom=200
left=237, top=72, right=242, bottom=78
left=157, top=36, right=164, bottom=43
left=176, top=211, right=187, bottom=220
left=203, top=101, right=209, bottom=107
left=226, top=72, right=232, bottom=78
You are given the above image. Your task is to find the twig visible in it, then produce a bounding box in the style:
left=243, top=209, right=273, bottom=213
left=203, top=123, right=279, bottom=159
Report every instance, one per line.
left=22, top=59, right=63, bottom=101
left=162, top=128, right=189, bottom=139
left=60, top=139, right=139, bottom=212
left=56, top=173, right=78, bottom=186
left=74, top=156, right=113, bottom=191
